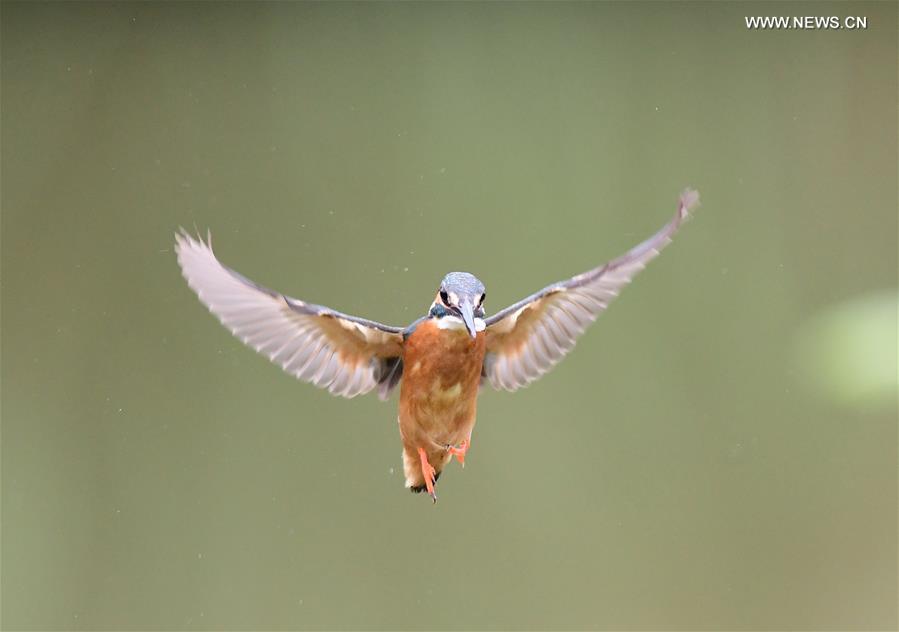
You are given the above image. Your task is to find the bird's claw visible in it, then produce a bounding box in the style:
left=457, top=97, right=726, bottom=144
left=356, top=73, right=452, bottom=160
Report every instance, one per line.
left=446, top=439, right=470, bottom=468
left=417, top=447, right=437, bottom=502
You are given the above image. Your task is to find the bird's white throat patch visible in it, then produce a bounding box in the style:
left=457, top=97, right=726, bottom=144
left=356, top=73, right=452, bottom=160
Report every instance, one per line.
left=436, top=315, right=486, bottom=332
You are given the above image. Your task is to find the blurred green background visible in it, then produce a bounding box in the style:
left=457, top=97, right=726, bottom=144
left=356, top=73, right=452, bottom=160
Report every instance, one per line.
left=2, top=2, right=896, bottom=630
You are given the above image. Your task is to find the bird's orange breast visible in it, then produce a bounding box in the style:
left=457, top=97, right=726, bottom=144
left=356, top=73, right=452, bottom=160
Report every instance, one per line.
left=398, top=319, right=486, bottom=456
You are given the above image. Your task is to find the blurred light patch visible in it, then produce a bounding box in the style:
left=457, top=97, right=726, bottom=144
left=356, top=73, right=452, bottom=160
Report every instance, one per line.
left=795, top=290, right=898, bottom=408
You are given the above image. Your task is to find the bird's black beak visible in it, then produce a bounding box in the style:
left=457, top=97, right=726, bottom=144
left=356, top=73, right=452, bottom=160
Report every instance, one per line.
left=458, top=299, right=478, bottom=339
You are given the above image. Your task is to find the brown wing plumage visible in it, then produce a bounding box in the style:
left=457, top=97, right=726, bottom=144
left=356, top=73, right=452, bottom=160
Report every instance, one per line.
left=175, top=231, right=404, bottom=399
left=483, top=189, right=700, bottom=392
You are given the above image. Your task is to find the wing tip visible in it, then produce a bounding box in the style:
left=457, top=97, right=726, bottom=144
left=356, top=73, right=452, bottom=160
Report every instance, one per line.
left=174, top=226, right=214, bottom=254
left=678, top=188, right=701, bottom=220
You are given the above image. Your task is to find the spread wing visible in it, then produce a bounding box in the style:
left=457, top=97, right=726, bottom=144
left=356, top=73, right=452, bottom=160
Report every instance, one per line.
left=175, top=231, right=405, bottom=399
left=483, top=189, right=699, bottom=392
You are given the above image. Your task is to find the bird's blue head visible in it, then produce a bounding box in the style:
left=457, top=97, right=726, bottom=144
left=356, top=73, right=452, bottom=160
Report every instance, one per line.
left=430, top=272, right=486, bottom=339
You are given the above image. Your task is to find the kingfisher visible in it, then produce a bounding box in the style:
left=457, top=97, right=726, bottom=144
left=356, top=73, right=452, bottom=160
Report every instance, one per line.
left=176, top=189, right=699, bottom=501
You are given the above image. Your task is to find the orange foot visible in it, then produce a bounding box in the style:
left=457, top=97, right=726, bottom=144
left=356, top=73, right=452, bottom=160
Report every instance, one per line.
left=418, top=447, right=437, bottom=503
left=446, top=439, right=470, bottom=467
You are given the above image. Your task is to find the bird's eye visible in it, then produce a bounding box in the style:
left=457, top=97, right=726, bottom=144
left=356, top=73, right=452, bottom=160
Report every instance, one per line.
left=479, top=293, right=486, bottom=306
left=439, top=290, right=449, bottom=304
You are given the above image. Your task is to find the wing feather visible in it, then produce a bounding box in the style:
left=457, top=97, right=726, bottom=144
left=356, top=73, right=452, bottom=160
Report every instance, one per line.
left=175, top=231, right=405, bottom=399
left=483, top=189, right=699, bottom=392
